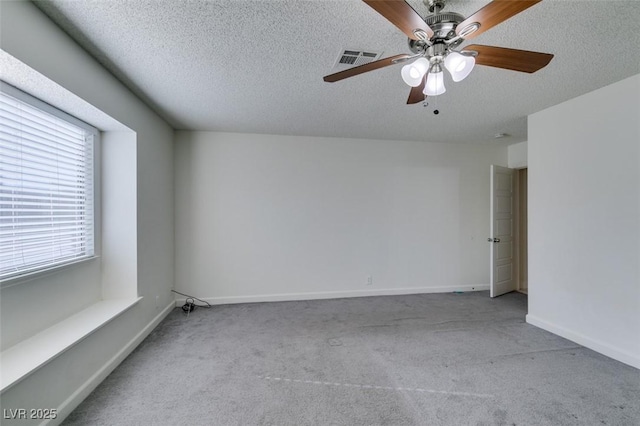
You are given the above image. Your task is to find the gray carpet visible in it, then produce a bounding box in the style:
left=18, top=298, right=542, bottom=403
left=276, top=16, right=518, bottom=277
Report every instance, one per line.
left=63, top=291, right=640, bottom=425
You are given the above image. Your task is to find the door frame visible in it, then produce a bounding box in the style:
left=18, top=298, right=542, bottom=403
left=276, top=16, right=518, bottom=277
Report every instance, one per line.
left=489, top=165, right=528, bottom=297
left=514, top=167, right=528, bottom=294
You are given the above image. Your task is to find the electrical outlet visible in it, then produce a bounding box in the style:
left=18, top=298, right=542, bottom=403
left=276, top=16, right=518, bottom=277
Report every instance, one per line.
left=367, top=276, right=373, bottom=286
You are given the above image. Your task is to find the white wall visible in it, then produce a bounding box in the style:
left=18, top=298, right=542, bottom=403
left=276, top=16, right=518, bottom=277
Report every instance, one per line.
left=0, top=2, right=174, bottom=423
left=175, top=132, right=506, bottom=303
left=527, top=74, right=640, bottom=369
left=101, top=131, right=138, bottom=300
left=508, top=141, right=527, bottom=169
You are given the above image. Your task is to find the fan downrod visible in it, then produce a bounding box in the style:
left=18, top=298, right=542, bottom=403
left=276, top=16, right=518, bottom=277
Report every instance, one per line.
left=426, top=0, right=446, bottom=13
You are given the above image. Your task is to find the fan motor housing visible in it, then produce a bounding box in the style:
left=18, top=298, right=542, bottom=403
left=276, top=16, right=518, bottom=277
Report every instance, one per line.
left=408, top=12, right=465, bottom=53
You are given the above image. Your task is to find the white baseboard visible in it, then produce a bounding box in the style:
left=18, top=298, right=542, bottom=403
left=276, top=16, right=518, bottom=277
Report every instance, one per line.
left=526, top=314, right=640, bottom=370
left=174, top=284, right=489, bottom=306
left=49, top=301, right=175, bottom=426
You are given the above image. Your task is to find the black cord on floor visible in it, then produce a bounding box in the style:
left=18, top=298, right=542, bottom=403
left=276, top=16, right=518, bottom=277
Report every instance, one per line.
left=171, top=289, right=212, bottom=314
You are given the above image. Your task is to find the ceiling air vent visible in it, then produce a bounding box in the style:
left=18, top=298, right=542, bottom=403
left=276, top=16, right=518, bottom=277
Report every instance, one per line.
left=331, top=49, right=383, bottom=71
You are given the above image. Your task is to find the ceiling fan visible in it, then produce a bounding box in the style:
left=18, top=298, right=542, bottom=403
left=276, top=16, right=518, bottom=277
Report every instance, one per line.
left=323, top=0, right=554, bottom=104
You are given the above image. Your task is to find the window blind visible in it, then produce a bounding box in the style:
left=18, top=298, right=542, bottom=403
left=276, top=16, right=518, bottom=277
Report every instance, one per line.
left=0, top=89, right=95, bottom=281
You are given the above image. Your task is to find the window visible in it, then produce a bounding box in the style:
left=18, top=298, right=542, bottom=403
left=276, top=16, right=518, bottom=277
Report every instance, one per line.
left=0, top=83, right=98, bottom=282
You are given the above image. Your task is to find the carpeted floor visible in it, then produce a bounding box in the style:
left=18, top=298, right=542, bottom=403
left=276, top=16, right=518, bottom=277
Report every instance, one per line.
left=63, top=291, right=640, bottom=425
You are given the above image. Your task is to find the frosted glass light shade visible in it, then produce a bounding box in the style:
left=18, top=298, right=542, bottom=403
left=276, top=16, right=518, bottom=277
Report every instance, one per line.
left=401, top=58, right=430, bottom=87
left=444, top=51, right=475, bottom=82
left=423, top=71, right=446, bottom=96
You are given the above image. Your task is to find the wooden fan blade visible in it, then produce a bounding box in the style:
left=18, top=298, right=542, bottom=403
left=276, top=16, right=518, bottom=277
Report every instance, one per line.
left=456, top=0, right=542, bottom=40
left=465, top=44, right=553, bottom=73
left=323, top=54, right=411, bottom=83
left=363, top=0, right=434, bottom=40
left=407, top=79, right=426, bottom=104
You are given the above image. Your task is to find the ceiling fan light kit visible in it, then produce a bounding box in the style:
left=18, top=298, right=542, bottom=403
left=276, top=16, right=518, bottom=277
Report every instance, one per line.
left=444, top=51, right=476, bottom=82
left=323, top=0, right=554, bottom=105
left=424, top=64, right=446, bottom=96
left=401, top=57, right=429, bottom=86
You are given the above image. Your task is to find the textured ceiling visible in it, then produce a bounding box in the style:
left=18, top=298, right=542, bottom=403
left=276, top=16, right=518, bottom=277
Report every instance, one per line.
left=34, top=0, right=640, bottom=144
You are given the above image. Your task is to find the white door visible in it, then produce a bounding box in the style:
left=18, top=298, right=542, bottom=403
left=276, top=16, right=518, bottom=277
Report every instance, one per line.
left=490, top=165, right=516, bottom=297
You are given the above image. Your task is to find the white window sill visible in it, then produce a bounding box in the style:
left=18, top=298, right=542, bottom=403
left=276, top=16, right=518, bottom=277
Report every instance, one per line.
left=0, top=297, right=141, bottom=392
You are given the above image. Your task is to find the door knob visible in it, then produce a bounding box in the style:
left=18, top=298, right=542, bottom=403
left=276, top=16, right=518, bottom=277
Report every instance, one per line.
left=493, top=238, right=500, bottom=243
